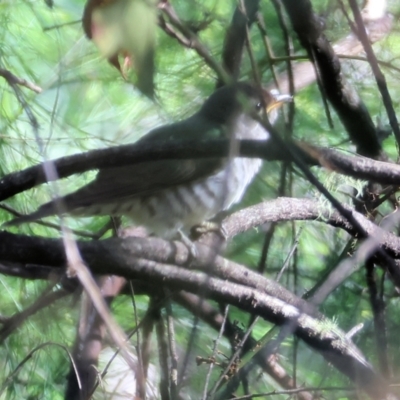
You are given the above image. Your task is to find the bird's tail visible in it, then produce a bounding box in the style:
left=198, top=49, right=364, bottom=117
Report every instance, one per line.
left=2, top=201, right=57, bottom=227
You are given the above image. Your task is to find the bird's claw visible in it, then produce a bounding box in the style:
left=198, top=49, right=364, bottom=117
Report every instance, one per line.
left=190, top=221, right=228, bottom=241
left=178, top=230, right=198, bottom=260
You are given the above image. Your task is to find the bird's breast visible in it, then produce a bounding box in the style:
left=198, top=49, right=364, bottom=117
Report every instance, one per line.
left=71, top=117, right=267, bottom=238
left=111, top=157, right=263, bottom=238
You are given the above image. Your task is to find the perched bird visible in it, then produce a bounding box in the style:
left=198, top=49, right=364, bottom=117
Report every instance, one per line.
left=5, top=83, right=291, bottom=238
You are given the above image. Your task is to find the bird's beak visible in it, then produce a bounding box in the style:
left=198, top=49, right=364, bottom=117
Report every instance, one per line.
left=266, top=91, right=293, bottom=113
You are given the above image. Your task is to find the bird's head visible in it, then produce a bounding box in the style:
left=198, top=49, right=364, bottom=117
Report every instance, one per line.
left=200, top=82, right=292, bottom=125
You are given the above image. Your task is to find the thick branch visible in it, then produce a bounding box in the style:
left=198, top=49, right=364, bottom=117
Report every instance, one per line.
left=218, top=0, right=260, bottom=87
left=2, top=197, right=400, bottom=276
left=280, top=0, right=388, bottom=157
left=0, top=229, right=389, bottom=398
left=348, top=0, right=400, bottom=148
left=0, top=228, right=318, bottom=318
left=270, top=4, right=393, bottom=94
left=222, top=197, right=400, bottom=256
left=2, top=138, right=400, bottom=204
left=0, top=196, right=398, bottom=397
left=0, top=139, right=278, bottom=202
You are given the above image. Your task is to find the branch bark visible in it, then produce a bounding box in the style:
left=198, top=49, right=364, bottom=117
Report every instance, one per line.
left=280, top=0, right=392, bottom=158
left=2, top=138, right=400, bottom=204
left=1, top=197, right=400, bottom=396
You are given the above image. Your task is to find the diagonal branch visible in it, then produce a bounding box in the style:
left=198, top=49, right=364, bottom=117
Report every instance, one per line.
left=347, top=0, right=400, bottom=148
left=0, top=68, right=42, bottom=94
left=280, top=0, right=390, bottom=158
left=217, top=0, right=260, bottom=87
left=0, top=228, right=390, bottom=398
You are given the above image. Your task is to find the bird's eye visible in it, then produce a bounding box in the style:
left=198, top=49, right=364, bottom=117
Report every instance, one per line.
left=255, top=102, right=263, bottom=111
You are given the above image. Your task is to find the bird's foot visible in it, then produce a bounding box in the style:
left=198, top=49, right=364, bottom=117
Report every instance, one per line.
left=178, top=229, right=198, bottom=260
left=190, top=221, right=227, bottom=255
left=190, top=221, right=227, bottom=241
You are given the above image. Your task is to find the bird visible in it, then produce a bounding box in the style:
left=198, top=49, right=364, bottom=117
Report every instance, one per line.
left=4, top=83, right=291, bottom=238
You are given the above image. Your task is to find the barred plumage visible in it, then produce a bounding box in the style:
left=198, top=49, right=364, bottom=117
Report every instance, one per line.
left=4, top=83, right=291, bottom=237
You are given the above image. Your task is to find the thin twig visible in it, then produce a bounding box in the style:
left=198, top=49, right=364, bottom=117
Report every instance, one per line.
left=275, top=227, right=303, bottom=282
left=208, top=316, right=259, bottom=397
left=0, top=342, right=81, bottom=396
left=165, top=296, right=179, bottom=399
left=227, top=386, right=356, bottom=399
left=159, top=1, right=231, bottom=85
left=202, top=304, right=230, bottom=400
left=129, top=281, right=146, bottom=399
left=0, top=287, right=71, bottom=343
left=0, top=68, right=42, bottom=94
left=156, top=308, right=171, bottom=400
left=43, top=19, right=80, bottom=32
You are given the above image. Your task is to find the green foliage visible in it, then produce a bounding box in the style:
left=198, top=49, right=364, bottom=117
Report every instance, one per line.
left=1, top=0, right=400, bottom=399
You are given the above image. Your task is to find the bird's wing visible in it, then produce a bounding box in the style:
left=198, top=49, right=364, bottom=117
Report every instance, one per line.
left=3, top=157, right=224, bottom=227
left=63, top=157, right=224, bottom=209
left=62, top=115, right=227, bottom=209
left=3, top=115, right=227, bottom=225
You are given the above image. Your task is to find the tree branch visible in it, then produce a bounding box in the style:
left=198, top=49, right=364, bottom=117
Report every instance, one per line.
left=0, top=68, right=42, bottom=94
left=280, top=0, right=390, bottom=158
left=0, top=197, right=397, bottom=397
left=2, top=138, right=400, bottom=205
